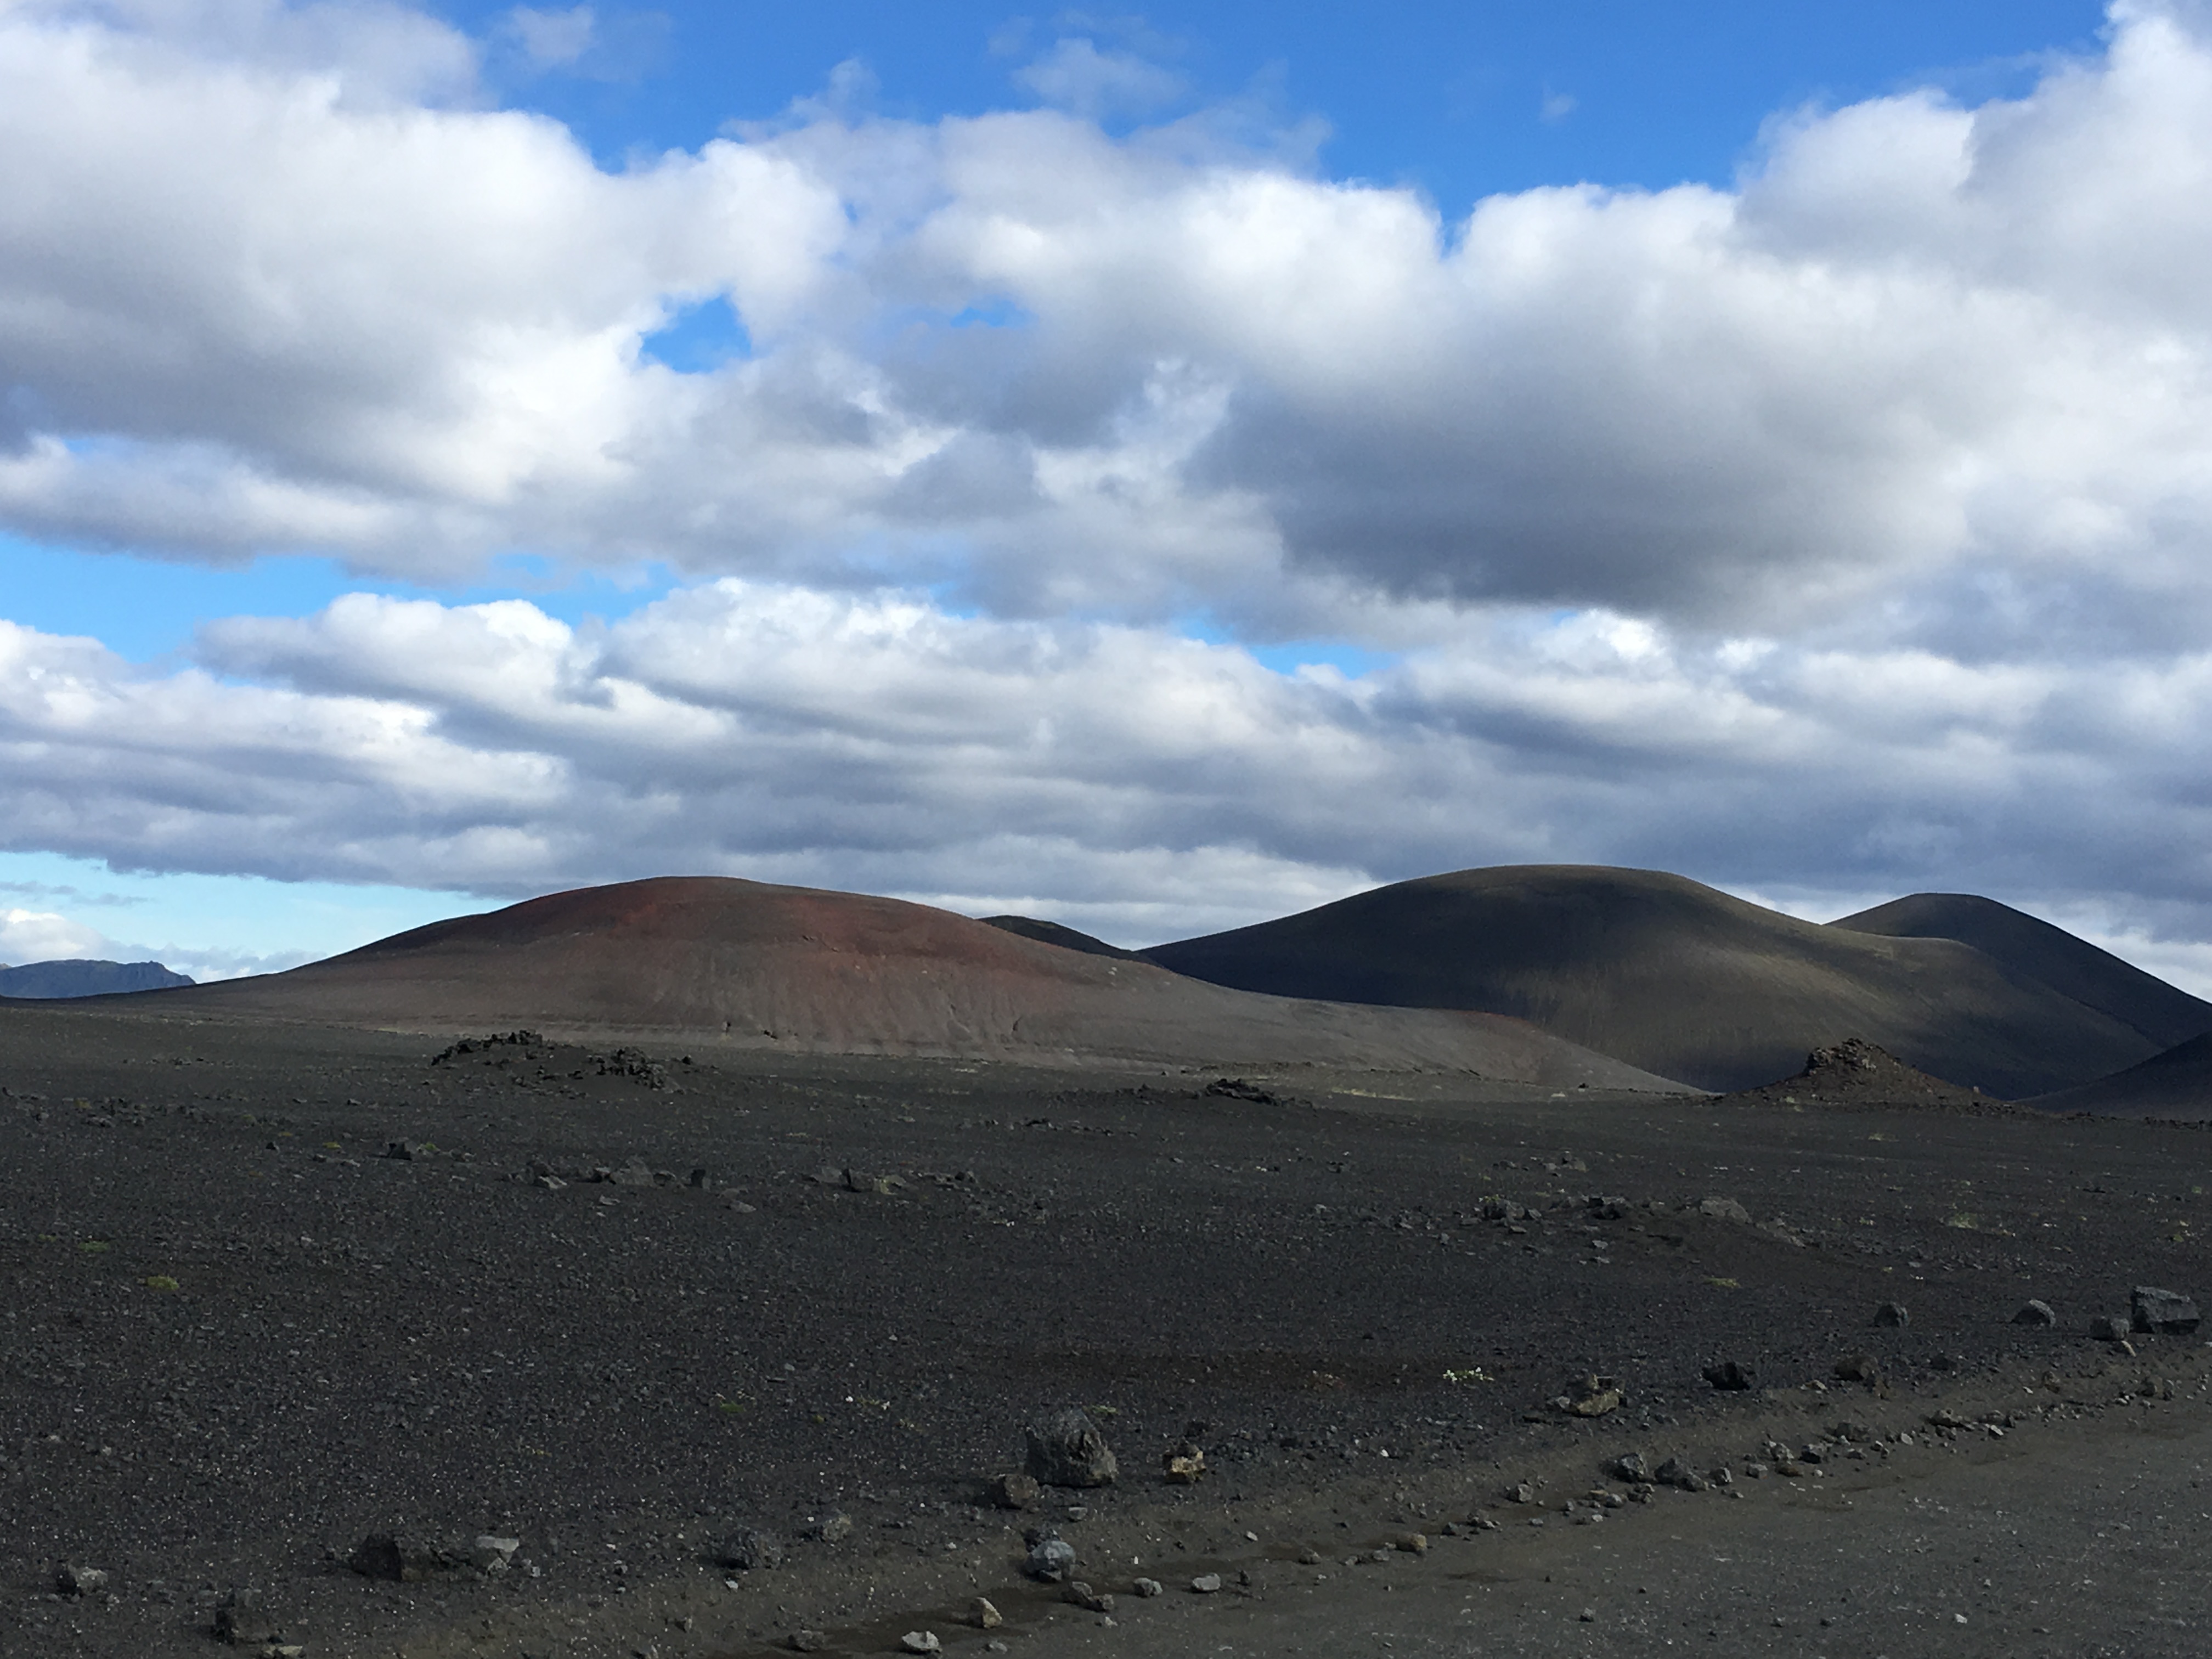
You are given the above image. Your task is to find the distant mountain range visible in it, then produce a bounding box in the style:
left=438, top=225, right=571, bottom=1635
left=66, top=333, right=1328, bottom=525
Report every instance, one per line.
left=0, top=959, right=195, bottom=998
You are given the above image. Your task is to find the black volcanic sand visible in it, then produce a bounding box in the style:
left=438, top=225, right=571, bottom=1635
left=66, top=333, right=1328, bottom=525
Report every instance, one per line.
left=3, top=1005, right=2211, bottom=1658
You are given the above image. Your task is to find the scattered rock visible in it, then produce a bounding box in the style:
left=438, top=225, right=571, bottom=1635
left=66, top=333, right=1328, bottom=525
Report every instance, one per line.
left=1610, top=1452, right=1650, bottom=1483
left=813, top=1512, right=854, bottom=1545
left=1190, top=1573, right=1223, bottom=1594
left=1927, top=1409, right=1971, bottom=1431
left=1162, top=1440, right=1207, bottom=1483
left=1204, top=1077, right=1286, bottom=1104
left=1023, top=1530, right=1077, bottom=1582
left=2132, top=1286, right=2202, bottom=1335
left=1134, top=1577, right=1165, bottom=1596
left=1390, top=1532, right=1429, bottom=1554
left=1832, top=1352, right=1883, bottom=1386
left=55, top=1564, right=108, bottom=1597
left=1554, top=1373, right=1624, bottom=1417
left=346, top=1534, right=473, bottom=1581
left=1702, top=1359, right=1756, bottom=1391
left=2014, top=1299, right=2058, bottom=1326
left=1063, top=1582, right=1116, bottom=1613
left=383, top=1139, right=422, bottom=1161
left=900, top=1632, right=940, bottom=1655
left=2091, top=1314, right=2131, bottom=1341
left=1698, top=1197, right=1752, bottom=1224
left=721, top=1528, right=785, bottom=1572
left=471, top=1535, right=520, bottom=1573
left=967, top=1598, right=1003, bottom=1629
left=1505, top=1480, right=1538, bottom=1504
left=213, top=1587, right=274, bottom=1645
left=990, top=1471, right=1041, bottom=1509
left=789, top=1633, right=828, bottom=1654
left=1026, top=1408, right=1118, bottom=1488
left=1654, top=1458, right=1707, bottom=1492
left=1874, top=1301, right=1910, bottom=1328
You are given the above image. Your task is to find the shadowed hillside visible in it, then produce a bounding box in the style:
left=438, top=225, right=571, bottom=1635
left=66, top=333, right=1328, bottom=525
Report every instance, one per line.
left=976, top=915, right=1143, bottom=960
left=0, top=959, right=193, bottom=998
left=138, top=876, right=1686, bottom=1087
left=2028, top=1029, right=2212, bottom=1119
left=1143, top=865, right=2168, bottom=1096
left=1831, top=893, right=2212, bottom=1051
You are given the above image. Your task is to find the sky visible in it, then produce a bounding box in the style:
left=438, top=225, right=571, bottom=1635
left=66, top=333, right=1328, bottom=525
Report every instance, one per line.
left=12, top=0, right=2212, bottom=991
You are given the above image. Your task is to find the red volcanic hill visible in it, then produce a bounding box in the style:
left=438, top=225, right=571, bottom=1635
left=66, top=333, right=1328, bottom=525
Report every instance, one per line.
left=157, top=876, right=1688, bottom=1087
left=1142, top=865, right=2168, bottom=1097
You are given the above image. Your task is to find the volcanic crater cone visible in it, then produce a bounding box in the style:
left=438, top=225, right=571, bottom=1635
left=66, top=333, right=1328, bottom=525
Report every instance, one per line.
left=1143, top=865, right=2174, bottom=1096
left=156, top=876, right=1684, bottom=1086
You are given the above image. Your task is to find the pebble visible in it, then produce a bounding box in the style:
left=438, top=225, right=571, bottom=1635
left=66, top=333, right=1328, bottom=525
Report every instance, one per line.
left=900, top=1632, right=940, bottom=1655
left=2014, top=1299, right=2058, bottom=1326
left=1190, top=1573, right=1223, bottom=1594
left=1874, top=1301, right=1910, bottom=1328
left=789, top=1633, right=828, bottom=1654
left=1026, top=1409, right=1119, bottom=1488
left=967, top=1597, right=1003, bottom=1629
left=1134, top=1577, right=1164, bottom=1597
left=55, top=1565, right=109, bottom=1597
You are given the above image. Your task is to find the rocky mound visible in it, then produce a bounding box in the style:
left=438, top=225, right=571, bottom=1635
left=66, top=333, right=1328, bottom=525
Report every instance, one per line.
left=146, top=876, right=1688, bottom=1087
left=0, top=959, right=194, bottom=998
left=1719, top=1037, right=2007, bottom=1113
left=1143, top=866, right=2167, bottom=1096
left=1831, top=893, right=2212, bottom=1051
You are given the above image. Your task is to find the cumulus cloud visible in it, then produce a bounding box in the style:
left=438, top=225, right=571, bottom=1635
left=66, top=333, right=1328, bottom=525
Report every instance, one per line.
left=0, top=905, right=105, bottom=962
left=4, top=580, right=2212, bottom=968
left=13, top=3, right=2212, bottom=973
left=0, top=0, right=2208, bottom=645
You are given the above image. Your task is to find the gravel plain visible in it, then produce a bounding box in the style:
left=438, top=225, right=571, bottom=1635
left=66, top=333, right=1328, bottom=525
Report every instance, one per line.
left=3, top=1001, right=2209, bottom=1657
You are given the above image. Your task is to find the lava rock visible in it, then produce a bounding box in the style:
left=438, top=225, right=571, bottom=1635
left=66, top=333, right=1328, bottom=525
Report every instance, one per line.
left=967, top=1597, right=1003, bottom=1629
left=347, top=1533, right=470, bottom=1581
left=900, top=1632, right=940, bottom=1654
left=1062, top=1581, right=1116, bottom=1613
left=2091, top=1313, right=2131, bottom=1341
left=55, top=1564, right=108, bottom=1597
left=789, top=1632, right=828, bottom=1653
left=1025, top=1408, right=1118, bottom=1487
left=1874, top=1301, right=1910, bottom=1328
left=1162, top=1441, right=1207, bottom=1483
left=2132, top=1286, right=2202, bottom=1335
left=990, top=1472, right=1041, bottom=1509
left=1133, top=1577, right=1165, bottom=1596
left=1703, top=1359, right=1756, bottom=1391
left=721, top=1528, right=785, bottom=1571
left=2014, top=1299, right=2058, bottom=1326
left=1190, top=1573, right=1224, bottom=1593
left=213, top=1587, right=275, bottom=1645
left=1654, top=1458, right=1708, bottom=1492
left=1698, top=1197, right=1752, bottom=1224
left=1023, top=1530, right=1077, bottom=1582
left=811, top=1512, right=854, bottom=1545
left=1610, top=1452, right=1650, bottom=1483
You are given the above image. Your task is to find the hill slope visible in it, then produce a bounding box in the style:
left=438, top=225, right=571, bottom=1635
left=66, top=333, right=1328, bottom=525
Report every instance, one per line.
left=975, top=916, right=1143, bottom=960
left=2027, top=1030, right=2212, bottom=1119
left=144, top=876, right=1686, bottom=1087
left=1143, top=866, right=2163, bottom=1096
left=1830, top=893, right=2212, bottom=1051
left=0, top=959, right=194, bottom=998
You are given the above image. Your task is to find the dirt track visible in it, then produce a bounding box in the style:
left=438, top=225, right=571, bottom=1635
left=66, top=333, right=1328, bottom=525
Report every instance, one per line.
left=2, top=1002, right=2209, bottom=1657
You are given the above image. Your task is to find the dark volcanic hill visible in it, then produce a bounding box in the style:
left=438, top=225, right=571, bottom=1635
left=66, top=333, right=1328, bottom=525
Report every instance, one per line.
left=2027, top=1029, right=2212, bottom=1119
left=975, top=915, right=1143, bottom=960
left=143, top=876, right=1685, bottom=1087
left=1142, top=865, right=2167, bottom=1096
left=1831, top=893, right=2212, bottom=1051
left=0, top=958, right=193, bottom=998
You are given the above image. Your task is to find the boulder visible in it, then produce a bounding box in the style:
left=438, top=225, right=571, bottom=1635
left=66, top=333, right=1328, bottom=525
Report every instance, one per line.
left=1025, top=1408, right=1118, bottom=1488
left=2132, top=1286, right=2202, bottom=1335
left=2013, top=1299, right=2058, bottom=1326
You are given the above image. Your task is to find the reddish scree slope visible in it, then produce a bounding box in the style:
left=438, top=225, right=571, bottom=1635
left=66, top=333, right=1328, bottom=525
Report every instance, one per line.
left=162, top=877, right=1688, bottom=1086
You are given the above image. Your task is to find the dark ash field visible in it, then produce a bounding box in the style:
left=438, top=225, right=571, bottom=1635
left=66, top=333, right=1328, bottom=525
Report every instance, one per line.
left=4, top=1001, right=2209, bottom=1658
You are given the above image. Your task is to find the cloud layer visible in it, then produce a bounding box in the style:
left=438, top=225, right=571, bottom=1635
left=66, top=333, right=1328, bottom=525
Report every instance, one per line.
left=8, top=3, right=2212, bottom=968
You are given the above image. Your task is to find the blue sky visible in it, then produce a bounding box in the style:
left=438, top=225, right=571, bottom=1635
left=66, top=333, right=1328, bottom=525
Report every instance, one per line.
left=12, top=0, right=2212, bottom=989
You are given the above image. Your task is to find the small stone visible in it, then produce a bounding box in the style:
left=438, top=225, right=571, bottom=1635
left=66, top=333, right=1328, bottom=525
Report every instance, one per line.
left=213, top=1587, right=274, bottom=1645
left=2132, top=1286, right=2202, bottom=1335
left=1190, top=1573, right=1223, bottom=1594
left=1297, top=1547, right=1324, bottom=1566
left=1162, top=1442, right=1207, bottom=1483
left=986, top=1644, right=1009, bottom=1655
left=1698, top=1197, right=1752, bottom=1223
left=1391, top=1532, right=1429, bottom=1555
left=1133, top=1578, right=1165, bottom=1598
left=1654, top=1458, right=1707, bottom=1492
left=1024, top=1533, right=1077, bottom=1582
left=2091, top=1313, right=2131, bottom=1341
left=789, top=1633, right=828, bottom=1654
left=900, top=1632, right=940, bottom=1655
left=1703, top=1359, right=1755, bottom=1391
left=472, top=1535, right=521, bottom=1573
left=1026, top=1409, right=1118, bottom=1488
left=1579, top=1607, right=1597, bottom=1623
left=1610, top=1452, right=1650, bottom=1483
left=1505, top=1481, right=1537, bottom=1504
left=1832, top=1352, right=1883, bottom=1385
left=991, top=1471, right=1041, bottom=1509
left=1927, top=1408, right=1971, bottom=1431
left=814, top=1513, right=854, bottom=1545
left=383, top=1139, right=420, bottom=1160
left=1062, top=1582, right=1115, bottom=1613
left=1873, top=1301, right=1910, bottom=1328
left=55, top=1565, right=109, bottom=1598
left=2014, top=1300, right=2058, bottom=1327
left=721, top=1528, right=784, bottom=1571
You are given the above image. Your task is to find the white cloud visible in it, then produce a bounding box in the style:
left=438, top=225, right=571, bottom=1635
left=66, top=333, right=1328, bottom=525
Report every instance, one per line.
left=13, top=4, right=2212, bottom=972
left=0, top=905, right=104, bottom=962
